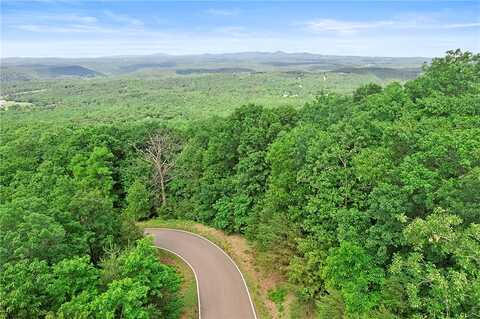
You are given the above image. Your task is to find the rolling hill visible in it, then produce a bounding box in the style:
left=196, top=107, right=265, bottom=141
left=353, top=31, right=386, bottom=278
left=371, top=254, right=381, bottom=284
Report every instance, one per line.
left=1, top=52, right=429, bottom=82
left=1, top=64, right=102, bottom=81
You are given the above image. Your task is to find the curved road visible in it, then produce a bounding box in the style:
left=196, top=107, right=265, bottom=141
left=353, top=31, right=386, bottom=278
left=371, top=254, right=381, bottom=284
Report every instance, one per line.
left=144, top=228, right=257, bottom=319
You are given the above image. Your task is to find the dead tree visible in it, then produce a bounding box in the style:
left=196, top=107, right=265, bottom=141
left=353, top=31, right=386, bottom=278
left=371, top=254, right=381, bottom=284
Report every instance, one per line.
left=140, top=133, right=178, bottom=207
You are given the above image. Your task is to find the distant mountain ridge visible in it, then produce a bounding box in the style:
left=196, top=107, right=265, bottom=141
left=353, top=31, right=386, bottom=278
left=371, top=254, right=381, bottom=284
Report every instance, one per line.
left=1, top=51, right=429, bottom=82
left=1, top=64, right=102, bottom=81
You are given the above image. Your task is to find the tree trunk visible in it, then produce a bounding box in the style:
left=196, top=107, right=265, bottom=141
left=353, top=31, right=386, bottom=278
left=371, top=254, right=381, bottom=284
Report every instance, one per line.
left=159, top=173, right=166, bottom=206
left=141, top=133, right=179, bottom=208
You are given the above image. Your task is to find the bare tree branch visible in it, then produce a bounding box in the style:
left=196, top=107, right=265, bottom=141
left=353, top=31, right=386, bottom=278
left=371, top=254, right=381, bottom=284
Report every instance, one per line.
left=139, top=132, right=180, bottom=207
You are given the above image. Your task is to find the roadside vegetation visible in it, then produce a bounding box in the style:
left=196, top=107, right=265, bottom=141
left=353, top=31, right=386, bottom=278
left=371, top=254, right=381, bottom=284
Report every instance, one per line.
left=1, top=50, right=478, bottom=318
left=0, top=123, right=184, bottom=317
left=155, top=249, right=198, bottom=319
left=140, top=219, right=284, bottom=319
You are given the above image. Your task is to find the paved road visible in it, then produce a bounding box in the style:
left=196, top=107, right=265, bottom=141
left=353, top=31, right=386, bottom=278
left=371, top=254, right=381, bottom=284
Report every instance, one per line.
left=144, top=228, right=257, bottom=319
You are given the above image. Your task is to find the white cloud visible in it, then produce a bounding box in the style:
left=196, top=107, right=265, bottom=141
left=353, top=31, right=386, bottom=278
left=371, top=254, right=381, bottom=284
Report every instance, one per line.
left=213, top=26, right=249, bottom=37
left=50, top=14, right=98, bottom=24
left=305, top=17, right=480, bottom=34
left=205, top=8, right=240, bottom=17
left=103, top=10, right=144, bottom=27
left=442, top=22, right=480, bottom=29
left=16, top=23, right=112, bottom=33
left=3, top=9, right=478, bottom=58
left=10, top=11, right=144, bottom=35
left=4, top=13, right=98, bottom=25
left=3, top=27, right=478, bottom=58
left=306, top=19, right=394, bottom=34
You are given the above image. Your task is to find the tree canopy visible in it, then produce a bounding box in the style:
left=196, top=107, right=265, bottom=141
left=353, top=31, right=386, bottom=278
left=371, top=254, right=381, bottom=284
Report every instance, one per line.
left=1, top=50, right=478, bottom=318
left=169, top=50, right=480, bottom=318
left=0, top=124, right=183, bottom=318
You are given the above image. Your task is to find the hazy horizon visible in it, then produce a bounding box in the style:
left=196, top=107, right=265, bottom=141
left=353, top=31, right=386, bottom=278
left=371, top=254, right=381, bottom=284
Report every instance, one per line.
left=2, top=1, right=479, bottom=58
left=1, top=50, right=434, bottom=60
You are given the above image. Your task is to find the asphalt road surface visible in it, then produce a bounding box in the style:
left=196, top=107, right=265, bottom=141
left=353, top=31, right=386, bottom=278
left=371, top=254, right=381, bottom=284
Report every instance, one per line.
left=144, top=228, right=257, bottom=319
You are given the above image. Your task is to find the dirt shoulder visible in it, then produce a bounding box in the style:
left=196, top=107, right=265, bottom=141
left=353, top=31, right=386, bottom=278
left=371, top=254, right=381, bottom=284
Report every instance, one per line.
left=138, top=219, right=314, bottom=319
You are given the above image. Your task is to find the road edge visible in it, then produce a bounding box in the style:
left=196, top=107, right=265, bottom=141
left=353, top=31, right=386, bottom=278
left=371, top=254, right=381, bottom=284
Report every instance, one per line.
left=145, top=228, right=258, bottom=319
left=153, top=245, right=201, bottom=319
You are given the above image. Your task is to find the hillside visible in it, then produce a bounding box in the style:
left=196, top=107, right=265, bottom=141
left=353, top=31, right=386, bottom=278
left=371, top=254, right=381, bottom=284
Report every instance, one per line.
left=0, top=70, right=406, bottom=127
left=1, top=50, right=478, bottom=319
left=1, top=0, right=478, bottom=317
left=1, top=52, right=429, bottom=81
left=330, top=66, right=422, bottom=80
left=1, top=64, right=102, bottom=81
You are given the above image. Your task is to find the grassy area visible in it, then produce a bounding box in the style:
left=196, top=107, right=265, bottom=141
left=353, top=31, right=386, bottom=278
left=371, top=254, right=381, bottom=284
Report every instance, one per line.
left=138, top=219, right=315, bottom=319
left=156, top=249, right=199, bottom=319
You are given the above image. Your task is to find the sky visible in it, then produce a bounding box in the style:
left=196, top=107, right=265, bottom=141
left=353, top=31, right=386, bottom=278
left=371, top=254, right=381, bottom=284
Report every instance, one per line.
left=1, top=1, right=479, bottom=58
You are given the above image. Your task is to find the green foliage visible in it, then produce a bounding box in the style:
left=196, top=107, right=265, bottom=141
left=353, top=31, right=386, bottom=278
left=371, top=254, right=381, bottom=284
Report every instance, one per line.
left=0, top=208, right=70, bottom=265
left=353, top=82, right=383, bottom=102
left=213, top=194, right=251, bottom=233
left=85, top=238, right=182, bottom=319
left=168, top=50, right=480, bottom=318
left=0, top=260, right=52, bottom=318
left=49, top=256, right=100, bottom=309
left=323, top=242, right=384, bottom=314
left=1, top=49, right=477, bottom=318
left=0, top=239, right=182, bottom=318
left=71, top=146, right=115, bottom=196
left=268, top=287, right=287, bottom=312
left=384, top=210, right=480, bottom=318
left=1, top=70, right=395, bottom=130
left=268, top=287, right=287, bottom=304
left=316, top=289, right=345, bottom=319
left=125, top=180, right=152, bottom=221
left=92, top=278, right=150, bottom=319
left=406, top=49, right=480, bottom=99
left=171, top=104, right=298, bottom=233
left=0, top=121, right=183, bottom=317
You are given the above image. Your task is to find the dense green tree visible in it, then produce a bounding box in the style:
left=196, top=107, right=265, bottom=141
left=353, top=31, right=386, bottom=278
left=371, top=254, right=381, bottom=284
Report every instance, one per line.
left=0, top=122, right=183, bottom=318
left=0, top=260, right=52, bottom=318
left=92, top=278, right=150, bottom=319
left=125, top=180, right=152, bottom=220
left=406, top=49, right=480, bottom=99
left=323, top=242, right=384, bottom=314
left=71, top=146, right=115, bottom=196
left=48, top=256, right=100, bottom=310
left=171, top=104, right=298, bottom=232
left=353, top=82, right=383, bottom=102
left=169, top=50, right=480, bottom=317
left=69, top=190, right=120, bottom=263
left=1, top=49, right=478, bottom=318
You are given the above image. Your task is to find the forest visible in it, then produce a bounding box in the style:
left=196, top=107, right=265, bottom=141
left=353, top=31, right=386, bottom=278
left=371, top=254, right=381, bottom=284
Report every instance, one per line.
left=1, top=50, right=479, bottom=318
